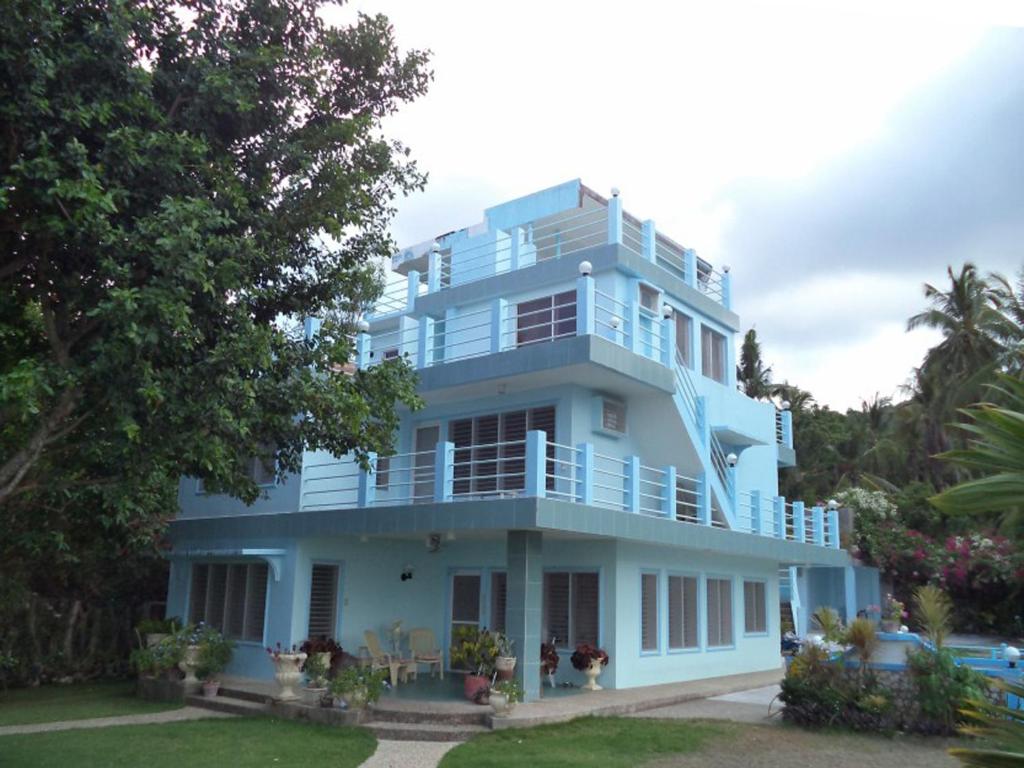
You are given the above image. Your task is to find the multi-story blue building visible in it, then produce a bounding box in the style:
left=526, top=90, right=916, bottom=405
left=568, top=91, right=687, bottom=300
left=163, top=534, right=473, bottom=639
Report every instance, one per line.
left=166, top=180, right=876, bottom=700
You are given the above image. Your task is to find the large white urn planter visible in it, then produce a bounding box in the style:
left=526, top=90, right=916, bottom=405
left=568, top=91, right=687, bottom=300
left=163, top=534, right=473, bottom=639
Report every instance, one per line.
left=178, top=645, right=200, bottom=687
left=271, top=652, right=307, bottom=701
left=582, top=659, right=604, bottom=691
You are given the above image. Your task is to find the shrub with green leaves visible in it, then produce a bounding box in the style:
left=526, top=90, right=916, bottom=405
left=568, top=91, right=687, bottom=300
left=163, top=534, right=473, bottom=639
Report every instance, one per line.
left=906, top=647, right=987, bottom=734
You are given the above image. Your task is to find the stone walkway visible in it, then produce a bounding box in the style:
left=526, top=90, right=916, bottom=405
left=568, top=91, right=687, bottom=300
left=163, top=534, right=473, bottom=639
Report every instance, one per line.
left=631, top=684, right=782, bottom=725
left=359, top=740, right=457, bottom=768
left=0, top=705, right=232, bottom=737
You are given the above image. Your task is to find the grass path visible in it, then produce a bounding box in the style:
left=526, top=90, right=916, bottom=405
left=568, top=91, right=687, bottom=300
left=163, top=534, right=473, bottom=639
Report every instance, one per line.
left=0, top=681, right=180, bottom=726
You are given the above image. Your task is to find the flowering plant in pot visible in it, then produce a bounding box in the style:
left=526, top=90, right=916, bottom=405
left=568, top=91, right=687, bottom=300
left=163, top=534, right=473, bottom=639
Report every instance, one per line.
left=449, top=626, right=498, bottom=702
left=882, top=594, right=905, bottom=632
left=195, top=625, right=234, bottom=697
left=299, top=637, right=342, bottom=679
left=329, top=666, right=387, bottom=711
left=494, top=633, right=516, bottom=680
left=489, top=678, right=524, bottom=716
left=266, top=643, right=307, bottom=701
left=540, top=641, right=559, bottom=688
left=570, top=644, right=609, bottom=691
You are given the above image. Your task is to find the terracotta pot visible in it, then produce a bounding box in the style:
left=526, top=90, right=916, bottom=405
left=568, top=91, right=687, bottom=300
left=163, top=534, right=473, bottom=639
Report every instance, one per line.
left=463, top=674, right=489, bottom=702
left=202, top=680, right=220, bottom=698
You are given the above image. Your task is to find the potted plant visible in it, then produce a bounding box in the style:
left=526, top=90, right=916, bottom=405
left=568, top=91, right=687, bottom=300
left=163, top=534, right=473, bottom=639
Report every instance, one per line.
left=882, top=594, right=904, bottom=633
left=177, top=624, right=205, bottom=688
left=299, top=637, right=342, bottom=677
left=195, top=625, right=234, bottom=697
left=266, top=643, right=307, bottom=701
left=329, top=666, right=387, bottom=711
left=449, top=626, right=498, bottom=702
left=152, top=633, right=185, bottom=680
left=540, top=641, right=559, bottom=688
left=570, top=643, right=609, bottom=691
left=136, top=617, right=181, bottom=649
left=489, top=678, right=523, bottom=716
left=494, top=633, right=516, bottom=681
left=301, top=651, right=330, bottom=704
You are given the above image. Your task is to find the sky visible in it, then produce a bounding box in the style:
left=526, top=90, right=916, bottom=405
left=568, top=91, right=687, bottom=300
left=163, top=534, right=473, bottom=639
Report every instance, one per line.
left=329, top=1, right=1024, bottom=411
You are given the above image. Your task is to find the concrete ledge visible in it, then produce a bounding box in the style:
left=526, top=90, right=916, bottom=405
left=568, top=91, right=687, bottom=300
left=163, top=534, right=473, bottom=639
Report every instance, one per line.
left=136, top=677, right=185, bottom=704
left=490, top=668, right=783, bottom=730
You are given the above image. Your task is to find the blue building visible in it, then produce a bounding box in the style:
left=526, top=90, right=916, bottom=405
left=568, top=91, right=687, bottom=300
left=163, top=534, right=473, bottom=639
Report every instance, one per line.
left=166, top=180, right=873, bottom=701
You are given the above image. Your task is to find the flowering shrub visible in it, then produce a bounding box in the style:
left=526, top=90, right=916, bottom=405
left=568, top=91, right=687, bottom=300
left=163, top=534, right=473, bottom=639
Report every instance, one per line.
left=540, top=642, right=559, bottom=674
left=569, top=644, right=609, bottom=671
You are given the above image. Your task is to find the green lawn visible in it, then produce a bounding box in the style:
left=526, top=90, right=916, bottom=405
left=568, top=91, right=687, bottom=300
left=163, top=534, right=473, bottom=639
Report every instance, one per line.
left=440, top=717, right=724, bottom=768
left=0, top=681, right=181, bottom=726
left=0, top=717, right=378, bottom=768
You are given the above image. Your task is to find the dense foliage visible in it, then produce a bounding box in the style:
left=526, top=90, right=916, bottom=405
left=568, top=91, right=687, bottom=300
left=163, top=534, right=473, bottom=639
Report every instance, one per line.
left=0, top=0, right=429, bottom=683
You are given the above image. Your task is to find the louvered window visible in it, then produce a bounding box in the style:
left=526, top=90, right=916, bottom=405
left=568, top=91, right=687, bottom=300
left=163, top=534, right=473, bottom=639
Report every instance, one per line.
left=490, top=571, right=507, bottom=633
left=641, top=573, right=659, bottom=652
left=375, top=456, right=391, bottom=489
left=190, top=562, right=268, bottom=642
left=543, top=571, right=599, bottom=648
left=639, top=284, right=659, bottom=313
left=308, top=564, right=339, bottom=640
left=675, top=312, right=692, bottom=368
left=450, top=406, right=556, bottom=495
left=601, top=399, right=626, bottom=434
left=743, top=580, right=767, bottom=634
left=706, top=577, right=734, bottom=647
left=701, top=325, right=727, bottom=384
left=516, top=291, right=577, bottom=346
left=668, top=575, right=699, bottom=650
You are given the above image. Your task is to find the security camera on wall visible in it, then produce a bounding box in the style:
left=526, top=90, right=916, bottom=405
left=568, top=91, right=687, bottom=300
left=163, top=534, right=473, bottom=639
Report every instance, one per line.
left=426, top=533, right=441, bottom=553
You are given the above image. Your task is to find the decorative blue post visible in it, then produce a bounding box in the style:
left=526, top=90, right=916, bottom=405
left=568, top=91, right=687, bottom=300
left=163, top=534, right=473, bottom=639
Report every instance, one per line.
left=721, top=267, right=732, bottom=310
left=509, top=226, right=521, bottom=272
left=774, top=496, right=786, bottom=539
left=491, top=298, right=507, bottom=354
left=793, top=501, right=806, bottom=543
left=695, top=396, right=708, bottom=436
left=525, top=430, right=547, bottom=498
left=428, top=243, right=441, bottom=293
left=627, top=278, right=641, bottom=355
left=417, top=316, right=433, bottom=369
left=433, top=441, right=453, bottom=503
left=626, top=456, right=641, bottom=514
left=750, top=489, right=761, bottom=535
left=696, top=471, right=711, bottom=525
left=406, top=269, right=420, bottom=311
left=781, top=410, right=793, bottom=449
left=828, top=507, right=840, bottom=549
left=356, top=331, right=371, bottom=369
left=663, top=465, right=677, bottom=518
left=576, top=442, right=594, bottom=505
left=812, top=505, right=825, bottom=546
left=641, top=220, right=656, bottom=262
left=661, top=309, right=675, bottom=368
left=358, top=453, right=377, bottom=508
left=607, top=189, right=622, bottom=245
left=843, top=565, right=857, bottom=623
left=576, top=273, right=595, bottom=337
left=683, top=248, right=697, bottom=289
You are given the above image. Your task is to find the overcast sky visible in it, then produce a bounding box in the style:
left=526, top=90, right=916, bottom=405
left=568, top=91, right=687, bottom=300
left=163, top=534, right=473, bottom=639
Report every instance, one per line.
left=332, top=1, right=1024, bottom=411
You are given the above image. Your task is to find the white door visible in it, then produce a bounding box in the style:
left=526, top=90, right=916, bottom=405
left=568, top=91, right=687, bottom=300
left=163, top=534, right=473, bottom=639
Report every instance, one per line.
left=449, top=572, right=481, bottom=670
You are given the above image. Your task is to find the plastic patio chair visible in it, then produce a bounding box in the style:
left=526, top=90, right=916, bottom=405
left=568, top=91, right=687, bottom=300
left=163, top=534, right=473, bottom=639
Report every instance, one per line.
left=408, top=627, right=444, bottom=680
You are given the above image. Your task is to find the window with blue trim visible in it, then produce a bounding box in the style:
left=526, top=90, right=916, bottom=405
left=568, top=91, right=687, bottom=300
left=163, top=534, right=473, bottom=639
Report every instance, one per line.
left=706, top=577, right=733, bottom=647
left=641, top=573, right=659, bottom=652
left=743, top=580, right=767, bottom=634
left=668, top=575, right=698, bottom=650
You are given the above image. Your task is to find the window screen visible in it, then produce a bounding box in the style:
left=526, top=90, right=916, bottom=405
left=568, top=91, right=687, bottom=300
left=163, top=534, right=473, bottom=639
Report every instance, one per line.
left=668, top=575, right=699, bottom=649
left=190, top=562, right=268, bottom=642
left=308, top=564, right=339, bottom=640
left=641, top=573, right=659, bottom=652
left=743, top=580, right=767, bottom=634
left=706, top=577, right=734, bottom=647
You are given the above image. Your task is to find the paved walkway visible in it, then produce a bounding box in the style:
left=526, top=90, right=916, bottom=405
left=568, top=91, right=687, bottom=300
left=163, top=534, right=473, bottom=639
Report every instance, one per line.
left=631, top=683, right=782, bottom=724
left=0, top=705, right=232, bottom=737
left=359, top=740, right=457, bottom=768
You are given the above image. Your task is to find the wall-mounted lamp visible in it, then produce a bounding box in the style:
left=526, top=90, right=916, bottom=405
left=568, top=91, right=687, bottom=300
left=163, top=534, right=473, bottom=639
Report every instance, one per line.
left=578, top=260, right=592, bottom=276
left=661, top=304, right=673, bottom=319
left=400, top=564, right=415, bottom=582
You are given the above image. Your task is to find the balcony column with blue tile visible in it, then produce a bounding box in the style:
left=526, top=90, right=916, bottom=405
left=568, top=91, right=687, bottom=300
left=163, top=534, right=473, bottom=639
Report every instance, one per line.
left=507, top=530, right=544, bottom=702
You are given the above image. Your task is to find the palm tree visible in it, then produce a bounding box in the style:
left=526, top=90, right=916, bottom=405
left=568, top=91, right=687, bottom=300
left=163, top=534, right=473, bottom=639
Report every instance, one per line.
left=738, top=328, right=773, bottom=400
left=989, top=269, right=1024, bottom=374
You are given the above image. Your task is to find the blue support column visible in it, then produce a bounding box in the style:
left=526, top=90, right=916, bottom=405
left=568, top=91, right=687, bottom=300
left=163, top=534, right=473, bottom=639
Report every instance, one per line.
left=781, top=410, right=793, bottom=449
left=627, top=278, right=641, bottom=354
left=525, top=430, right=547, bottom=498
left=509, top=226, right=521, bottom=272
left=828, top=508, right=840, bottom=549
left=428, top=244, right=441, bottom=293
left=491, top=298, right=507, bottom=354
left=843, top=565, right=858, bottom=623
left=433, top=441, right=453, bottom=503
left=641, top=219, right=656, bottom=262
left=721, top=268, right=732, bottom=310
left=507, top=531, right=543, bottom=702
left=626, top=456, right=641, bottom=513
left=576, top=274, right=595, bottom=337
left=774, top=496, right=786, bottom=539
left=417, top=316, right=434, bottom=369
left=356, top=332, right=371, bottom=369
left=750, top=489, right=761, bottom=535
left=303, top=317, right=321, bottom=342
left=697, top=471, right=711, bottom=525
left=661, top=311, right=675, bottom=368
left=358, top=453, right=377, bottom=508
left=576, top=442, right=594, bottom=505
left=793, top=501, right=806, bottom=543
left=663, top=465, right=677, bottom=518
left=696, top=396, right=708, bottom=437
left=607, top=193, right=622, bottom=245
left=683, top=248, right=697, bottom=289
left=812, top=505, right=825, bottom=546
left=406, top=270, right=420, bottom=311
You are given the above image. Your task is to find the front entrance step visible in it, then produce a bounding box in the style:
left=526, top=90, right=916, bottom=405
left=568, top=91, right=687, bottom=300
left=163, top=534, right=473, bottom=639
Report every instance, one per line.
left=217, top=685, right=272, bottom=705
left=186, top=693, right=267, bottom=717
left=371, top=703, right=489, bottom=726
left=364, top=720, right=490, bottom=742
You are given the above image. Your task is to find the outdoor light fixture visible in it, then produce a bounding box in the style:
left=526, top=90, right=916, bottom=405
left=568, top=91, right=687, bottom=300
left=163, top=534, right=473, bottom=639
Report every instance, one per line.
left=357, top=319, right=370, bottom=333
left=661, top=304, right=673, bottom=319
left=431, top=241, right=440, bottom=253
left=722, top=265, right=731, bottom=273
left=781, top=401, right=791, bottom=411
left=610, top=316, right=621, bottom=330
left=1006, top=646, right=1020, bottom=668
left=578, top=260, right=592, bottom=276
left=827, top=499, right=838, bottom=511
left=400, top=564, right=414, bottom=582
left=726, top=453, right=738, bottom=467
left=611, top=187, right=620, bottom=198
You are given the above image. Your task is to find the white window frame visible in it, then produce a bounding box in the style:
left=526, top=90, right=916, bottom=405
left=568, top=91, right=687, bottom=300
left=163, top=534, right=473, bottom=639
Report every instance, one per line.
left=705, top=575, right=734, bottom=649
left=743, top=579, right=768, bottom=636
left=542, top=570, right=600, bottom=650
left=667, top=572, right=700, bottom=652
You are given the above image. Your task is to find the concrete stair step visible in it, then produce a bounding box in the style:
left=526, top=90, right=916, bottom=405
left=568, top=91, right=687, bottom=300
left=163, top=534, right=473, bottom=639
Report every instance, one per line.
left=364, top=720, right=489, bottom=742
left=186, top=694, right=268, bottom=717
left=217, top=686, right=273, bottom=704
left=369, top=707, right=489, bottom=726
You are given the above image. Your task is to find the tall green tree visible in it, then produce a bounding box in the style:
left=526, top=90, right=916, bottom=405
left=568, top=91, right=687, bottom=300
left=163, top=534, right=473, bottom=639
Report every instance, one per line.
left=0, top=0, right=430, bottom=675
left=738, top=327, right=773, bottom=400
